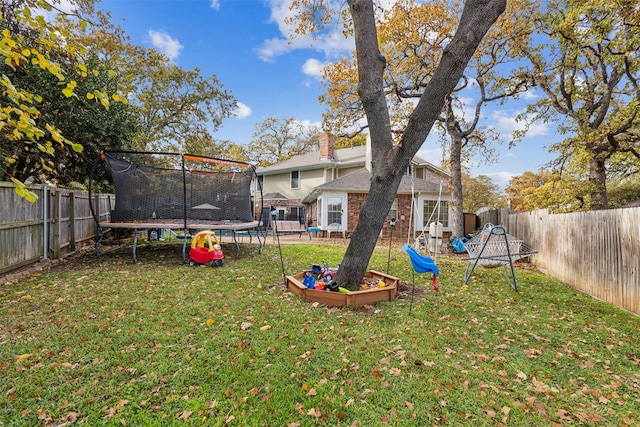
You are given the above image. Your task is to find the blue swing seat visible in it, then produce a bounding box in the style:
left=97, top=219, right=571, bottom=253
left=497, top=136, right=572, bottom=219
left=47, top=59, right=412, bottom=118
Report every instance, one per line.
left=403, top=244, right=439, bottom=275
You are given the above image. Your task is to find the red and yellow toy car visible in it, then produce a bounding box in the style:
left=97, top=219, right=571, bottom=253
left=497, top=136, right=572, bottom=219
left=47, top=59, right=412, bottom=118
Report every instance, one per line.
left=188, top=230, right=224, bottom=267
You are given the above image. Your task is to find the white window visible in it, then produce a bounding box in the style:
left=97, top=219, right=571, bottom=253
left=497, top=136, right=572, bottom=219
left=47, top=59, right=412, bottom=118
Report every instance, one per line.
left=327, top=197, right=343, bottom=225
left=423, top=200, right=449, bottom=228
left=290, top=170, right=300, bottom=189
left=387, top=198, right=398, bottom=220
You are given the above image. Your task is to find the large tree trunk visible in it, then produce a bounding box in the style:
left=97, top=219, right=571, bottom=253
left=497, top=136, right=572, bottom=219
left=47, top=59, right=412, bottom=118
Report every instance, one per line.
left=449, top=134, right=464, bottom=238
left=589, top=156, right=608, bottom=210
left=335, top=0, right=507, bottom=289
left=339, top=165, right=406, bottom=289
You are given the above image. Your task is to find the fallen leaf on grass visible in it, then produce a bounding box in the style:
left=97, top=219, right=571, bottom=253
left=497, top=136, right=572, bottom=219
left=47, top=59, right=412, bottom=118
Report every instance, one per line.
left=260, top=324, right=271, bottom=331
left=307, top=407, right=320, bottom=418
left=101, top=400, right=129, bottom=418
left=389, top=368, right=401, bottom=376
left=61, top=411, right=79, bottom=423
left=176, top=410, right=192, bottom=420
left=15, top=354, right=32, bottom=364
left=241, top=322, right=252, bottom=331
left=556, top=408, right=573, bottom=421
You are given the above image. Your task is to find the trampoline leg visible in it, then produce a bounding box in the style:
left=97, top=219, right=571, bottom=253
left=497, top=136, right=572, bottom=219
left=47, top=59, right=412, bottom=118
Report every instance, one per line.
left=232, top=231, right=240, bottom=259
left=182, top=233, right=188, bottom=263
left=132, top=228, right=138, bottom=263
left=94, top=227, right=104, bottom=259
left=257, top=229, right=265, bottom=254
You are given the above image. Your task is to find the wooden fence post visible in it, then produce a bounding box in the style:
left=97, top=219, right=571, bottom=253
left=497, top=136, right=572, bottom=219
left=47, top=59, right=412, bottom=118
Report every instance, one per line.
left=52, top=189, right=61, bottom=259
left=69, top=191, right=76, bottom=252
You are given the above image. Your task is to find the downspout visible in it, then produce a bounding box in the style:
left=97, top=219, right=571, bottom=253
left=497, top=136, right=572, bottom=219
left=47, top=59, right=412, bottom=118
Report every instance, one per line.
left=42, top=183, right=49, bottom=259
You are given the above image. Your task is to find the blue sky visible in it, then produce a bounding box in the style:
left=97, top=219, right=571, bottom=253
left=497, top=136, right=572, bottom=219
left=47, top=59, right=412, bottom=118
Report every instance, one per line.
left=98, top=0, right=558, bottom=190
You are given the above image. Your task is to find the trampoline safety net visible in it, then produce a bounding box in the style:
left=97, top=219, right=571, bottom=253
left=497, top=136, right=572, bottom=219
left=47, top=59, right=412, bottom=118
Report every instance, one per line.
left=102, top=151, right=255, bottom=224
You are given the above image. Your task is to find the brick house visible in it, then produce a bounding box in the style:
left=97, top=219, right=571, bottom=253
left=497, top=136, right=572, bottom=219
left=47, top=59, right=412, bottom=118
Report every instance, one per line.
left=254, top=133, right=450, bottom=241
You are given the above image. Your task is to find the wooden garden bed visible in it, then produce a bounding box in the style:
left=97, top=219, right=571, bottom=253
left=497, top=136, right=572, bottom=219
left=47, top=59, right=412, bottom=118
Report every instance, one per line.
left=286, top=270, right=399, bottom=307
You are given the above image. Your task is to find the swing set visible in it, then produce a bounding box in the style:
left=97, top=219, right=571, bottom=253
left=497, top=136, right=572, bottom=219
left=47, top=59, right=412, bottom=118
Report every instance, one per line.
left=462, top=223, right=537, bottom=292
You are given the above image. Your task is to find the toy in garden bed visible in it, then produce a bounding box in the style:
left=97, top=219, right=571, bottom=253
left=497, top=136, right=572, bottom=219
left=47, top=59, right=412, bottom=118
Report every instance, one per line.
left=189, top=230, right=224, bottom=267
left=302, top=261, right=341, bottom=291
left=320, top=260, right=339, bottom=282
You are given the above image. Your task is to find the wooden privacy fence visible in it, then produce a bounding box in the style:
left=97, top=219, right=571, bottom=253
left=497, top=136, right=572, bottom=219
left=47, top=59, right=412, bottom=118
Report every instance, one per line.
left=0, top=181, right=114, bottom=274
left=478, top=207, right=640, bottom=315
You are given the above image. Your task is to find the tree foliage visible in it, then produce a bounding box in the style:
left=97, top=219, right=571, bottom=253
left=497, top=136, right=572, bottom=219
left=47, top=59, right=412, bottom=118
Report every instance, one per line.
left=1, top=51, right=137, bottom=186
left=120, top=46, right=237, bottom=153
left=2, top=0, right=238, bottom=198
left=518, top=0, right=640, bottom=210
left=462, top=173, right=505, bottom=213
left=0, top=0, right=128, bottom=199
left=247, top=116, right=320, bottom=166
left=506, top=165, right=640, bottom=212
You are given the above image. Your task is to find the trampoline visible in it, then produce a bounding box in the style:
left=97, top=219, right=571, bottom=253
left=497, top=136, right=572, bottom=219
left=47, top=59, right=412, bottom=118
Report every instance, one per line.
left=89, top=151, right=265, bottom=263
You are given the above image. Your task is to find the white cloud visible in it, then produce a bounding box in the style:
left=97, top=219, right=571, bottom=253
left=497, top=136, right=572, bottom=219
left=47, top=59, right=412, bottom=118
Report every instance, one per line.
left=521, top=87, right=540, bottom=101
left=302, top=58, right=326, bottom=79
left=295, top=118, right=322, bottom=132
left=234, top=102, right=252, bottom=119
left=148, top=29, right=183, bottom=61
left=492, top=110, right=549, bottom=142
left=484, top=171, right=516, bottom=192
left=209, top=0, right=221, bottom=10
left=416, top=147, right=445, bottom=168
left=255, top=0, right=355, bottom=62
left=53, top=0, right=76, bottom=13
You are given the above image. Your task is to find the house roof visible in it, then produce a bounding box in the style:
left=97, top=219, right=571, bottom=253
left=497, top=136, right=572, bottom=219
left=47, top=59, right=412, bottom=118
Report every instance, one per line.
left=301, top=168, right=447, bottom=203
left=263, top=192, right=289, bottom=200
left=257, top=145, right=366, bottom=174
left=256, top=144, right=445, bottom=176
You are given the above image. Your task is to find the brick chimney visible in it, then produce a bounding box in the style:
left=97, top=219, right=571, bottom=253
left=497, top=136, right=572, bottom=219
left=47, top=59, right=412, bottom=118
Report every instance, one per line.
left=319, top=132, right=335, bottom=160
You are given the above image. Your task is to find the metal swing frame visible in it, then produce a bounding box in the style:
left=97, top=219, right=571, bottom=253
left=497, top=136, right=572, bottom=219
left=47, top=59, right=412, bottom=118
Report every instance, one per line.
left=462, top=223, right=536, bottom=292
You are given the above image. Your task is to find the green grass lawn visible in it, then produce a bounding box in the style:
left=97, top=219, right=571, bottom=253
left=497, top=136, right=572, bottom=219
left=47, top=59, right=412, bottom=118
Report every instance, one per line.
left=1, top=241, right=639, bottom=426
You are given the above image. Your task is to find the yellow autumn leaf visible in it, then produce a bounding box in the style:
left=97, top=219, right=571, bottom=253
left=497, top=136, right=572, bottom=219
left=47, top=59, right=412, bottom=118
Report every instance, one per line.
left=14, top=186, right=27, bottom=198
left=16, top=353, right=33, bottom=364
left=206, top=318, right=214, bottom=326
left=25, top=191, right=38, bottom=202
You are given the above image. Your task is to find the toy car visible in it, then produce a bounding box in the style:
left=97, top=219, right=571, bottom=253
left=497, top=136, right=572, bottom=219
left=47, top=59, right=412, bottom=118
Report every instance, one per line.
left=188, top=230, right=224, bottom=267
